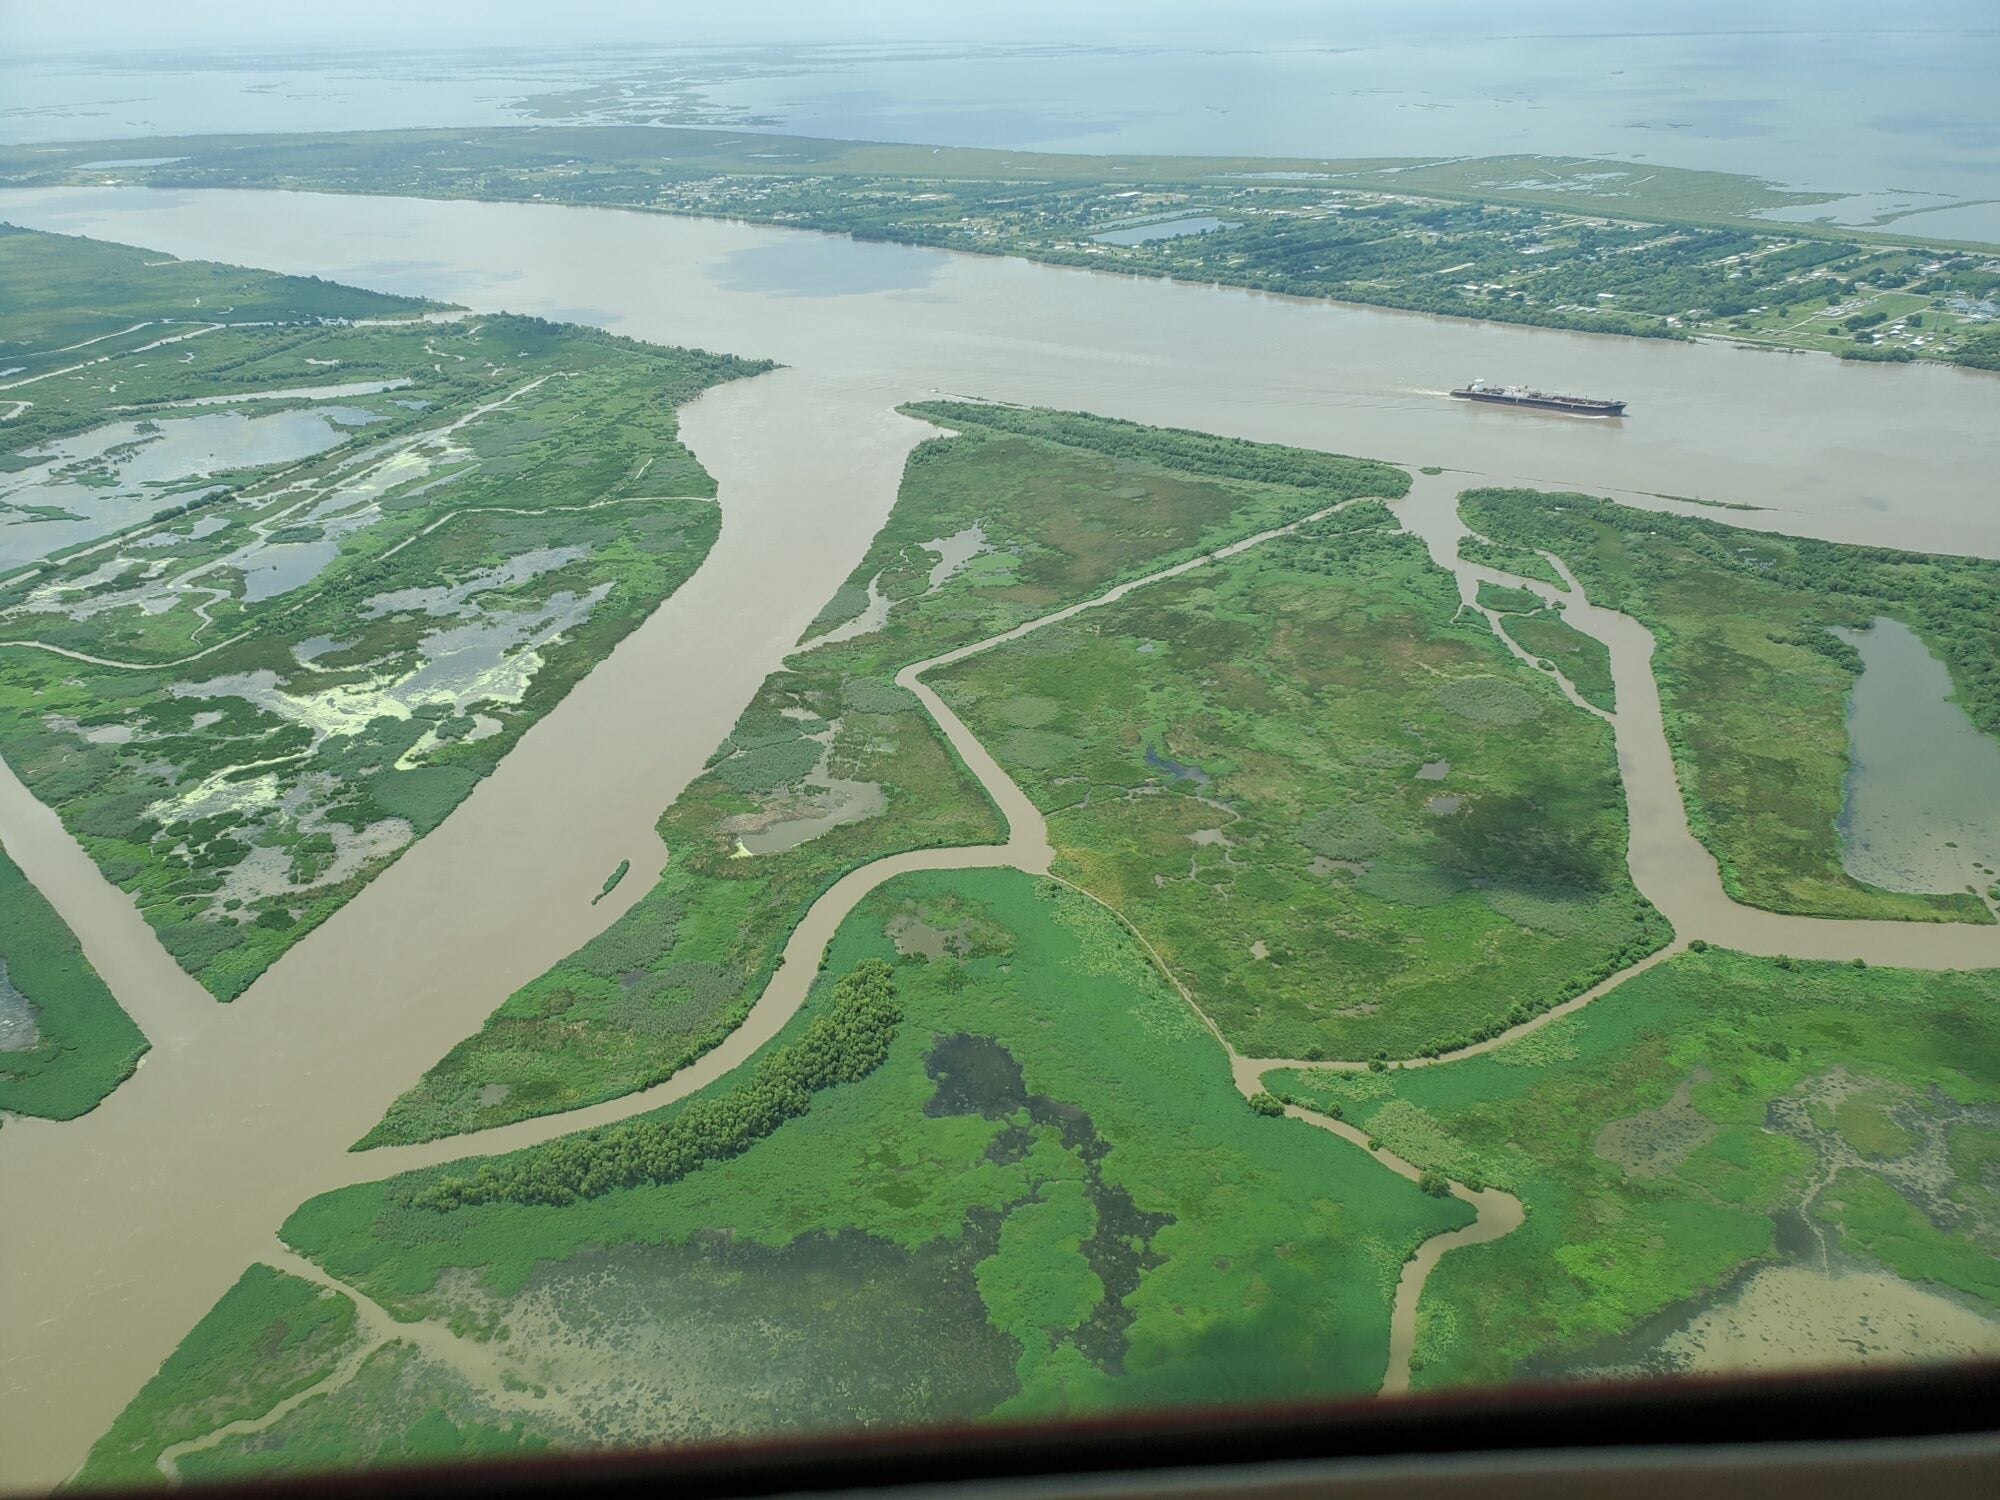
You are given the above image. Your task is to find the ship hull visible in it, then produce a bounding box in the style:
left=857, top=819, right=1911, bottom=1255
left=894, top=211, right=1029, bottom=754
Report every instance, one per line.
left=1451, top=388, right=1626, bottom=417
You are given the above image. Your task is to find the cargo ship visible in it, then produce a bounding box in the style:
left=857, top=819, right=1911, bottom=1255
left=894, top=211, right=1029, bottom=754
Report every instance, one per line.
left=1450, top=379, right=1626, bottom=417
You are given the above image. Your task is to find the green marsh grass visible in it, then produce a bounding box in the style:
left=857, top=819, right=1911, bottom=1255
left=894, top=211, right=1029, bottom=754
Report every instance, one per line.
left=274, top=870, right=1467, bottom=1455
left=74, top=1264, right=361, bottom=1487
left=1274, top=950, right=2000, bottom=1384
left=365, top=405, right=1405, bottom=1141
left=0, top=845, right=146, bottom=1118
left=1463, top=488, right=1999, bottom=923
left=937, top=503, right=1667, bottom=1059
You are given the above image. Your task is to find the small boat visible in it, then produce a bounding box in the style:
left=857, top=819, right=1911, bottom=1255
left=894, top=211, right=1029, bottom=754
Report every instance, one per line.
left=1450, top=379, right=1626, bottom=417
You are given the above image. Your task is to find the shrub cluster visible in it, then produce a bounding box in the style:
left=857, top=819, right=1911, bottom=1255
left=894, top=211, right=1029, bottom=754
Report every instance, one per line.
left=410, top=959, right=901, bottom=1211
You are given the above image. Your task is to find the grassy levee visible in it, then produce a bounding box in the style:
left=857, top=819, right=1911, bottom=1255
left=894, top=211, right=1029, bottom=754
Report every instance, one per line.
left=362, top=405, right=1407, bottom=1145
left=1460, top=488, right=2000, bottom=924
left=0, top=844, right=147, bottom=1118
left=72, top=1263, right=363, bottom=1488
left=932, top=501, right=1668, bottom=1061
left=1271, top=950, right=2000, bottom=1387
left=217, top=871, right=1467, bottom=1471
left=1, top=223, right=771, bottom=998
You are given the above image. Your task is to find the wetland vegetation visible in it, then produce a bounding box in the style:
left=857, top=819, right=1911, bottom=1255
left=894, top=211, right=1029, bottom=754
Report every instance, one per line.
left=932, top=474, right=1665, bottom=1060
left=364, top=402, right=1404, bottom=1144
left=1462, top=488, right=2000, bottom=922
left=75, top=1264, right=364, bottom=1488
left=0, top=227, right=767, bottom=997
left=1272, top=950, right=2000, bottom=1385
left=27, top=358, right=2000, bottom=1488
left=0, top=843, right=146, bottom=1119
left=145, top=871, right=1467, bottom=1476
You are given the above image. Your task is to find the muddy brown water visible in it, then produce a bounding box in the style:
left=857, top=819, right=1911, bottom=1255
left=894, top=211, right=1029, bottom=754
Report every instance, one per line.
left=1, top=187, right=1999, bottom=1488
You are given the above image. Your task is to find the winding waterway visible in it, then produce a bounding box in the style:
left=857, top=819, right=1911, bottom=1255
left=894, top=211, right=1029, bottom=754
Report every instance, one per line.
left=2, top=187, right=1999, bottom=1489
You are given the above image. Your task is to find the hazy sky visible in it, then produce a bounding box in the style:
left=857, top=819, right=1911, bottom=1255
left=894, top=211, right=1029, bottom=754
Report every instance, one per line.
left=5, top=0, right=1990, bottom=52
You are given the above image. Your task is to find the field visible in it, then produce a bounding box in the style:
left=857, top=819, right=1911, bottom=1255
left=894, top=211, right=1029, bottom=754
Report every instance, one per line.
left=0, top=227, right=768, bottom=997
left=10, top=128, right=2000, bottom=364
left=1460, top=489, right=2000, bottom=923
left=0, top=843, right=147, bottom=1119
left=94, top=868, right=1467, bottom=1478
left=933, top=486, right=1666, bottom=1061
left=1271, top=950, right=2000, bottom=1386
left=363, top=404, right=1407, bottom=1143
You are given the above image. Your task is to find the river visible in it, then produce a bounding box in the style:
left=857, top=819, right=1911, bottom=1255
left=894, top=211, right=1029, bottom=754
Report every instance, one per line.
left=2, top=189, right=1996, bottom=560
left=0, top=187, right=1997, bottom=1489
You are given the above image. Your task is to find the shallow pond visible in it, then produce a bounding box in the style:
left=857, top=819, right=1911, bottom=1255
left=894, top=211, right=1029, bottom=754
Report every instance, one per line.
left=922, top=525, right=987, bottom=590
left=1145, top=744, right=1210, bottom=784
left=173, top=575, right=610, bottom=753
left=800, top=573, right=891, bottom=650
left=237, top=534, right=343, bottom=603
left=1833, top=617, right=2000, bottom=899
left=1661, top=1263, right=2000, bottom=1373
left=0, top=958, right=40, bottom=1051
left=291, top=634, right=351, bottom=665
left=130, top=513, right=228, bottom=548
left=0, top=407, right=365, bottom=568
left=736, top=770, right=886, bottom=856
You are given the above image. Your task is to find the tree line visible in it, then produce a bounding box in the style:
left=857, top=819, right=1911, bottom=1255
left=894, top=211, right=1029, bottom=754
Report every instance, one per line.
left=408, top=958, right=902, bottom=1211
